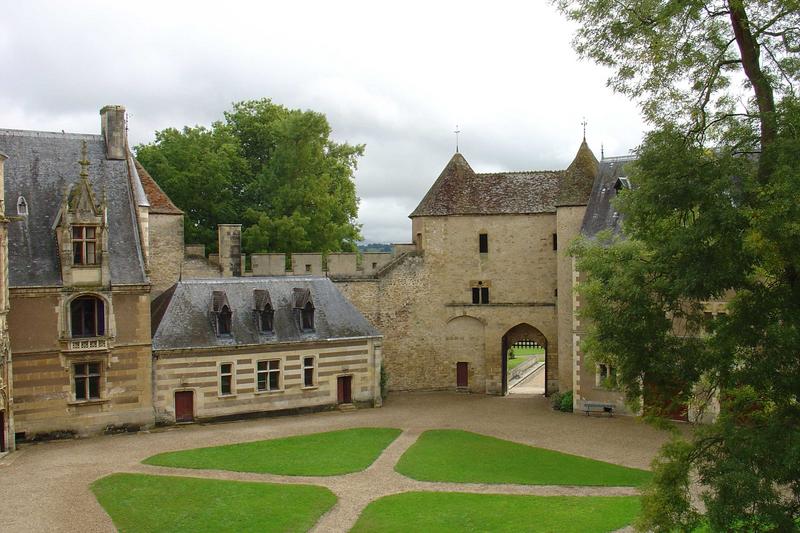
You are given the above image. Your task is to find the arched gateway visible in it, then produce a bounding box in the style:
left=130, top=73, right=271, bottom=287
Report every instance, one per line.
left=501, top=323, right=550, bottom=396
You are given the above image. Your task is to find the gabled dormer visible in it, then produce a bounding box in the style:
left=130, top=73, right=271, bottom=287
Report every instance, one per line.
left=54, top=141, right=110, bottom=288
left=293, top=288, right=315, bottom=332
left=253, top=289, right=274, bottom=334
left=211, top=290, right=232, bottom=336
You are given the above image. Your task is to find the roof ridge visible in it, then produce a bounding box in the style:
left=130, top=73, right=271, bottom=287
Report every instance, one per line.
left=0, top=128, right=101, bottom=139
left=476, top=169, right=564, bottom=175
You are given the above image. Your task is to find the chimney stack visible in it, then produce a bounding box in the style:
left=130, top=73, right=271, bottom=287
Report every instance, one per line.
left=218, top=224, right=243, bottom=277
left=100, top=105, right=127, bottom=160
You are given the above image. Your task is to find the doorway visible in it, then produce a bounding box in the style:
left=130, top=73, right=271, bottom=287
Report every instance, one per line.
left=174, top=391, right=194, bottom=422
left=501, top=323, right=549, bottom=396
left=337, top=375, right=353, bottom=404
left=456, top=362, right=469, bottom=388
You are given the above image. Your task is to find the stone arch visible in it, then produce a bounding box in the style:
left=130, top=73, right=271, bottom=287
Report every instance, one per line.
left=445, top=315, right=485, bottom=392
left=501, top=323, right=549, bottom=395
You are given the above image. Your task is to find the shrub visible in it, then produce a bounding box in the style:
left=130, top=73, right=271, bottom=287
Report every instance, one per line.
left=551, top=390, right=574, bottom=412
left=379, top=363, right=389, bottom=400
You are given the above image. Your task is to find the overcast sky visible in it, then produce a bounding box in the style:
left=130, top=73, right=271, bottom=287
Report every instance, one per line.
left=1, top=0, right=646, bottom=243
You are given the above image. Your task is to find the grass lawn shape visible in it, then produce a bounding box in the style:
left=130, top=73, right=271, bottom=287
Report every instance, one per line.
left=351, top=492, right=641, bottom=533
left=92, top=473, right=336, bottom=533
left=395, top=430, right=651, bottom=486
left=143, top=427, right=401, bottom=476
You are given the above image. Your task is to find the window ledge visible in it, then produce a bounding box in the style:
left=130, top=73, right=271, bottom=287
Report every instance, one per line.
left=71, top=264, right=101, bottom=269
left=217, top=393, right=237, bottom=399
left=68, top=398, right=108, bottom=407
left=301, top=385, right=319, bottom=391
left=254, top=389, right=284, bottom=395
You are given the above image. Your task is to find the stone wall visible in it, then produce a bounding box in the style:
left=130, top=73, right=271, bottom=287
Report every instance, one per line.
left=154, top=338, right=381, bottom=422
left=337, top=212, right=564, bottom=395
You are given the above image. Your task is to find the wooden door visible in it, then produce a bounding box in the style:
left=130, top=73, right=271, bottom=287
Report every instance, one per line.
left=456, top=362, right=469, bottom=388
left=337, top=376, right=352, bottom=404
left=174, top=391, right=194, bottom=422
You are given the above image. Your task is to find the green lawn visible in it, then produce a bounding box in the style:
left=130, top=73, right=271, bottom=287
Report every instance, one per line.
left=395, top=430, right=651, bottom=486
left=510, top=346, right=545, bottom=357
left=351, top=492, right=641, bottom=533
left=92, top=473, right=336, bottom=532
left=143, top=427, right=401, bottom=476
left=507, top=354, right=533, bottom=370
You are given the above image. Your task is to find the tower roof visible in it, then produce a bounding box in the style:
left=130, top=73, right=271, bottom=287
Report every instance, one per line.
left=410, top=152, right=562, bottom=217
left=556, top=139, right=599, bottom=207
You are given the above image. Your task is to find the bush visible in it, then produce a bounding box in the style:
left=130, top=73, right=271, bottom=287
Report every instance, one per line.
left=551, top=390, right=574, bottom=412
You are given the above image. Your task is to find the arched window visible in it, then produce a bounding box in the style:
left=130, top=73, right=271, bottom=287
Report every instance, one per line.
left=70, top=296, right=105, bottom=337
left=218, top=305, right=232, bottom=335
left=301, top=301, right=314, bottom=331
left=17, top=196, right=28, bottom=216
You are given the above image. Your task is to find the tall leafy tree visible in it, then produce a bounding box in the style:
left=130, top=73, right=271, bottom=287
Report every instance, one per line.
left=135, top=98, right=364, bottom=254
left=555, top=1, right=800, bottom=530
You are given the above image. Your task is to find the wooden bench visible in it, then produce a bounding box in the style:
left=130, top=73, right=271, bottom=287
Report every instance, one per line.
left=583, top=402, right=614, bottom=416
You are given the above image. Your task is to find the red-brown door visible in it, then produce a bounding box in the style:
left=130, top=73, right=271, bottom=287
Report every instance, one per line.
left=174, top=391, right=194, bottom=422
left=337, top=376, right=352, bottom=404
left=456, top=362, right=469, bottom=388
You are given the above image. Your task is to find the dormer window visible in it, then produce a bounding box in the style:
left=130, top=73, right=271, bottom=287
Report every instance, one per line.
left=72, top=226, right=98, bottom=265
left=614, top=177, right=631, bottom=193
left=211, top=290, right=233, bottom=337
left=253, top=289, right=274, bottom=334
left=17, top=196, right=28, bottom=216
left=218, top=305, right=232, bottom=335
left=293, top=288, right=315, bottom=332
left=71, top=295, right=105, bottom=338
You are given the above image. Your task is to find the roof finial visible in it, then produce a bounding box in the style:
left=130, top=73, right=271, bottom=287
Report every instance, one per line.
left=79, top=140, right=90, bottom=181
left=601, top=143, right=605, bottom=160
left=581, top=117, right=587, bottom=142
left=454, top=125, right=461, bottom=153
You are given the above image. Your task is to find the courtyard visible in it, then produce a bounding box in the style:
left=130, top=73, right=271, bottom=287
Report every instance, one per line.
left=0, top=392, right=674, bottom=532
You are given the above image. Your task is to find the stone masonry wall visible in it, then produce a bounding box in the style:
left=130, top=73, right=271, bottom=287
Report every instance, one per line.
left=148, top=213, right=184, bottom=299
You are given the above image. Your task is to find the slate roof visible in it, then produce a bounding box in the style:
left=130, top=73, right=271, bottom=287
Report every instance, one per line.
left=580, top=156, right=637, bottom=239
left=133, top=159, right=183, bottom=215
left=152, top=277, right=381, bottom=351
left=410, top=140, right=600, bottom=217
left=410, top=153, right=563, bottom=217
left=0, top=129, right=147, bottom=287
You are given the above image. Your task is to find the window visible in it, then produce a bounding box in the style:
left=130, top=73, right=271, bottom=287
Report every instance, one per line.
left=17, top=196, right=28, bottom=216
left=479, top=233, right=488, bottom=254
left=305, top=264, right=311, bottom=273
left=217, top=305, right=232, bottom=335
left=301, top=302, right=314, bottom=330
left=471, top=285, right=490, bottom=304
left=70, top=296, right=105, bottom=337
left=257, top=360, right=281, bottom=391
left=74, top=362, right=101, bottom=400
left=260, top=306, right=274, bottom=333
left=219, top=363, right=234, bottom=395
left=552, top=233, right=558, bottom=251
left=596, top=363, right=617, bottom=387
left=371, top=262, right=378, bottom=270
left=72, top=226, right=98, bottom=265
left=303, top=356, right=315, bottom=387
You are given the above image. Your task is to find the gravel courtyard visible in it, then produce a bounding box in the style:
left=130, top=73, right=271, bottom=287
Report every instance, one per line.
left=0, top=392, right=675, bottom=532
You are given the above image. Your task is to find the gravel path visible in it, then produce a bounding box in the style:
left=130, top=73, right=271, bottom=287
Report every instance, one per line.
left=0, top=392, right=677, bottom=532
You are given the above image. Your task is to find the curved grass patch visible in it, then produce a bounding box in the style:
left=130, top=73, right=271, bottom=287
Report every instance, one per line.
left=396, top=430, right=651, bottom=486
left=351, top=492, right=641, bottom=533
left=92, top=473, right=335, bottom=532
left=144, top=427, right=401, bottom=476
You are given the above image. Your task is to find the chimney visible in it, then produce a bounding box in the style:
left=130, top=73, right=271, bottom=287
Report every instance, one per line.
left=100, top=105, right=127, bottom=160
left=218, top=224, right=242, bottom=277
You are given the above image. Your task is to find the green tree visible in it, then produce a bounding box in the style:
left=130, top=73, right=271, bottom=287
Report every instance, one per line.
left=555, top=1, right=800, bottom=530
left=135, top=98, right=364, bottom=254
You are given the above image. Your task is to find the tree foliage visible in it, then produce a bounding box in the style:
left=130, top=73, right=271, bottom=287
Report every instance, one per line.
left=556, top=0, right=800, bottom=530
left=135, top=99, right=364, bottom=254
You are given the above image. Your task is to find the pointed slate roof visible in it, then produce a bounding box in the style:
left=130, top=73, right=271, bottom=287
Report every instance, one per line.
left=410, top=153, right=563, bottom=217
left=557, top=139, right=600, bottom=207
left=580, top=156, right=637, bottom=239
left=0, top=129, right=147, bottom=287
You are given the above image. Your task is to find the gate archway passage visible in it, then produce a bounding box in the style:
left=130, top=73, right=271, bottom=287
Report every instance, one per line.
left=501, top=323, right=549, bottom=396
